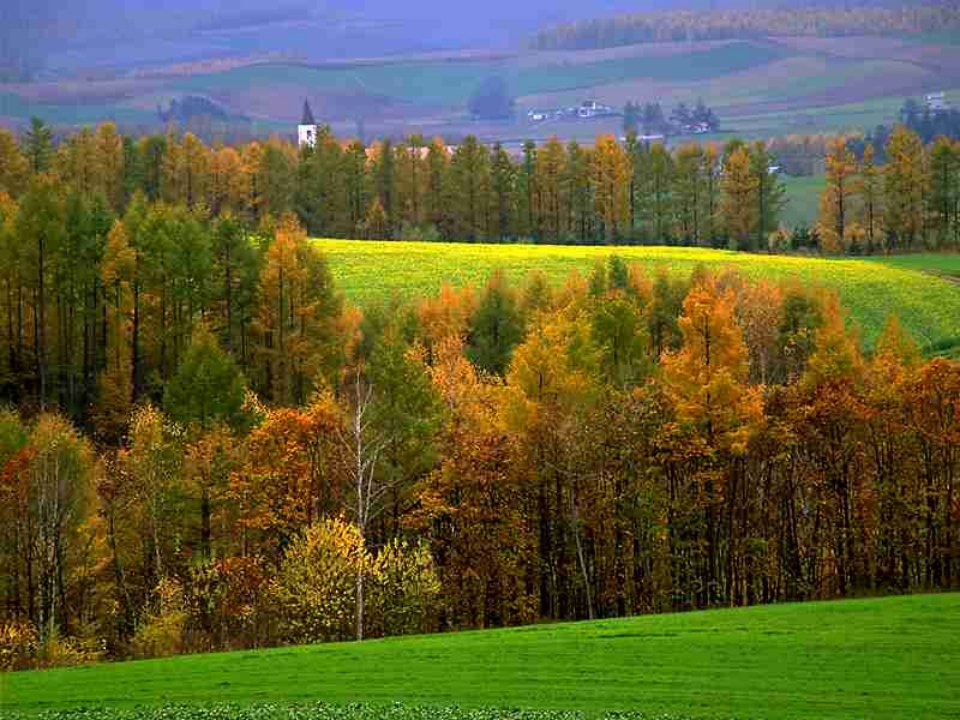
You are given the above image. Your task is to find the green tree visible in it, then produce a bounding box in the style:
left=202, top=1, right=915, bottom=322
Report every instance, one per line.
left=927, top=136, right=959, bottom=250
left=163, top=324, right=247, bottom=432
left=467, top=269, right=524, bottom=375
left=490, top=143, right=517, bottom=241
left=447, top=137, right=491, bottom=241
left=24, top=117, right=53, bottom=175
left=16, top=177, right=66, bottom=408
left=749, top=141, right=785, bottom=251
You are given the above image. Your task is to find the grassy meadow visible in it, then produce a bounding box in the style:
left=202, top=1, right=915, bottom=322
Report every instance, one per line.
left=779, top=174, right=823, bottom=229
left=869, top=253, right=960, bottom=277
left=314, top=240, right=960, bottom=352
left=4, top=593, right=959, bottom=719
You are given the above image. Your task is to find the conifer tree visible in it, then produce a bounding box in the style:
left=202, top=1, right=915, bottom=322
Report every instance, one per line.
left=749, top=141, right=785, bottom=251
left=858, top=142, right=885, bottom=253
left=720, top=145, right=758, bottom=250
left=24, top=117, right=53, bottom=175
left=817, top=137, right=858, bottom=253
left=592, top=135, right=630, bottom=243
left=884, top=125, right=926, bottom=250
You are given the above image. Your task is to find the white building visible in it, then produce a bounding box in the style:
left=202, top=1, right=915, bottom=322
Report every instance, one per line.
left=577, top=100, right=614, bottom=118
left=298, top=99, right=318, bottom=148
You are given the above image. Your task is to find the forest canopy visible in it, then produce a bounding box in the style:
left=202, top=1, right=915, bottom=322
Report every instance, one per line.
left=0, top=116, right=957, bottom=672
left=532, top=5, right=960, bottom=51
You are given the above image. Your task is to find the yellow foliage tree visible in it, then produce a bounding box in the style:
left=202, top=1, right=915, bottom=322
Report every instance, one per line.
left=94, top=221, right=136, bottom=439
left=817, top=137, right=858, bottom=254
left=720, top=146, right=758, bottom=250
left=591, top=135, right=630, bottom=242
left=662, top=277, right=762, bottom=454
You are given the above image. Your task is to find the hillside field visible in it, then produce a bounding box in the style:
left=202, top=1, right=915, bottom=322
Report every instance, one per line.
left=314, top=240, right=960, bottom=352
left=4, top=593, right=959, bottom=719
left=3, top=34, right=958, bottom=142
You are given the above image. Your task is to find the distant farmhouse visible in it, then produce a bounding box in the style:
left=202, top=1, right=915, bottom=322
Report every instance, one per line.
left=577, top=100, right=615, bottom=118
left=298, top=99, right=318, bottom=148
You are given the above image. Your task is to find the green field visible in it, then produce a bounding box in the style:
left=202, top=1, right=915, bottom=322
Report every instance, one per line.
left=870, top=253, right=960, bottom=277
left=4, top=594, right=959, bottom=719
left=315, top=240, right=960, bottom=351
left=780, top=174, right=824, bottom=229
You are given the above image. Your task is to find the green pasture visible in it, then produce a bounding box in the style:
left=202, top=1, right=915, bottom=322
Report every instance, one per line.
left=4, top=594, right=959, bottom=719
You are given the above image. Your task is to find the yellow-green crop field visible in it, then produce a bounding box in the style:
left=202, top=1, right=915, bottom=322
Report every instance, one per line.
left=314, top=240, right=960, bottom=352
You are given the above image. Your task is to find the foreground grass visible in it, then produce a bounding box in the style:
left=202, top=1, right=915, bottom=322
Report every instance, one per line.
left=6, top=704, right=700, bottom=720
left=315, top=240, right=960, bottom=351
left=4, top=594, right=959, bottom=719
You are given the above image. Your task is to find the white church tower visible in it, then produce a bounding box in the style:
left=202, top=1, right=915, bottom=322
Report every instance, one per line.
left=298, top=99, right=317, bottom=149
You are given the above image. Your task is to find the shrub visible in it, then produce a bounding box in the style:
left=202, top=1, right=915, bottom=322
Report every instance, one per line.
left=131, top=578, right=188, bottom=658
left=276, top=518, right=369, bottom=643
left=0, top=619, right=38, bottom=671
left=374, top=539, right=441, bottom=636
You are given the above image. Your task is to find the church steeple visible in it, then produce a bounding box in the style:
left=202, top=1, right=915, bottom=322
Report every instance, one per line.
left=298, top=99, right=318, bottom=148
left=301, top=99, right=316, bottom=126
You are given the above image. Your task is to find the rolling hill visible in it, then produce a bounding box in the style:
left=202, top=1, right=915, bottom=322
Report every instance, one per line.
left=2, top=33, right=958, bottom=143
left=4, top=593, right=959, bottom=719
left=312, top=240, right=960, bottom=354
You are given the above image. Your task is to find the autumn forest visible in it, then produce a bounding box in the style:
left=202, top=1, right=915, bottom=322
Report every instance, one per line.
left=0, top=120, right=958, bottom=672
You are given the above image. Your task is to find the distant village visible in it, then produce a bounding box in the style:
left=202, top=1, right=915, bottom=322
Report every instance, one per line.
left=525, top=100, right=617, bottom=123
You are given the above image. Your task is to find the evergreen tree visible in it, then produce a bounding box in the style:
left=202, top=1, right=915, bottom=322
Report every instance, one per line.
left=749, top=141, right=785, bottom=251
left=467, top=269, right=524, bottom=375
left=164, top=324, right=247, bottom=432
left=24, top=117, right=53, bottom=175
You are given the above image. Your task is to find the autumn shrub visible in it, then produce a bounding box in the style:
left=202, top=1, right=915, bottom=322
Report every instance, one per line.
left=183, top=556, right=280, bottom=651
left=34, top=628, right=101, bottom=669
left=131, top=578, right=189, bottom=659
left=1, top=621, right=100, bottom=670
left=276, top=518, right=368, bottom=643
left=767, top=227, right=791, bottom=253
left=0, top=619, right=38, bottom=670
left=373, top=538, right=442, bottom=636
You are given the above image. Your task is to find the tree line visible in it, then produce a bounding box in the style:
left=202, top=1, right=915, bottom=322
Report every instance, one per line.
left=817, top=128, right=960, bottom=253
left=3, top=118, right=957, bottom=254
left=531, top=5, right=960, bottom=51
left=0, top=188, right=957, bottom=666
left=1, top=119, right=785, bottom=249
